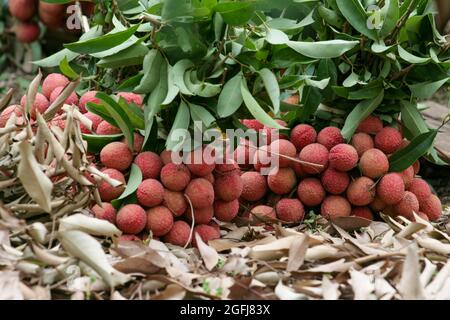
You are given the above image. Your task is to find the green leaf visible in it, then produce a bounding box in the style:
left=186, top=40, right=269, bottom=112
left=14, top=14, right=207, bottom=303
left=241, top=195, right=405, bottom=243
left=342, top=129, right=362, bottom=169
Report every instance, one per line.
left=112, top=164, right=143, bottom=207
left=341, top=90, right=384, bottom=140
left=97, top=41, right=149, bottom=68
left=266, top=28, right=290, bottom=45
left=117, top=97, right=145, bottom=130
left=318, top=5, right=344, bottom=28
left=348, top=81, right=383, bottom=100
left=408, top=77, right=450, bottom=99
left=135, top=50, right=164, bottom=94
left=240, top=78, right=285, bottom=129
left=213, top=2, right=255, bottom=26
left=64, top=24, right=140, bottom=54
left=299, top=86, right=321, bottom=121
left=343, top=72, right=359, bottom=87
left=166, top=101, right=190, bottom=151
left=190, top=103, right=216, bottom=127
left=336, top=0, right=378, bottom=41
left=400, top=100, right=429, bottom=137
left=259, top=68, right=280, bottom=115
left=59, top=57, right=78, bottom=80
left=287, top=40, right=359, bottom=59
left=389, top=130, right=438, bottom=172
left=173, top=59, right=194, bottom=95
left=398, top=46, right=431, bottom=64
left=86, top=102, right=117, bottom=127
left=116, top=73, right=144, bottom=92
left=162, top=65, right=180, bottom=105
left=379, top=0, right=399, bottom=39
left=82, top=134, right=123, bottom=154
left=217, top=72, right=243, bottom=118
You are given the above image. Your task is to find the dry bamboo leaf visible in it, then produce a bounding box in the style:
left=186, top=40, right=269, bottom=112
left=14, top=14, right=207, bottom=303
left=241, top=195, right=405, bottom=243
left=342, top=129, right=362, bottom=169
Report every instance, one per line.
left=28, top=222, right=48, bottom=244
left=58, top=230, right=131, bottom=287
left=420, top=258, right=437, bottom=287
left=0, top=271, right=23, bottom=300
left=31, top=243, right=69, bottom=266
left=331, top=216, right=371, bottom=231
left=250, top=235, right=300, bottom=260
left=434, top=277, right=450, bottom=299
left=308, top=259, right=355, bottom=273
left=59, top=214, right=121, bottom=238
left=321, top=276, right=340, bottom=300
left=417, top=237, right=450, bottom=255
left=275, top=281, right=307, bottom=300
left=111, top=291, right=127, bottom=300
left=17, top=140, right=53, bottom=213
left=425, top=259, right=450, bottom=296
left=349, top=269, right=374, bottom=300
left=396, top=221, right=427, bottom=239
left=334, top=225, right=387, bottom=255
left=44, top=78, right=80, bottom=120
left=287, top=234, right=309, bottom=271
left=195, top=232, right=219, bottom=271
left=374, top=277, right=395, bottom=300
left=254, top=272, right=280, bottom=286
left=25, top=71, right=42, bottom=117
left=113, top=257, right=160, bottom=274
left=397, top=244, right=425, bottom=299
left=305, top=245, right=341, bottom=261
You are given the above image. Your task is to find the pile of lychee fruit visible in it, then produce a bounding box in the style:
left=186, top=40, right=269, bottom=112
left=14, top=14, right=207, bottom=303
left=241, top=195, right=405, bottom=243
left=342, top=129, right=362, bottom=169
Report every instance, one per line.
left=8, top=0, right=94, bottom=43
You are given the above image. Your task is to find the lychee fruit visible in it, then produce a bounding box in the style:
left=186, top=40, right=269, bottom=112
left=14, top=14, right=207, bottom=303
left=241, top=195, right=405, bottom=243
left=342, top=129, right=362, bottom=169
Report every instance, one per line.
left=350, top=132, right=374, bottom=157
left=408, top=178, right=432, bottom=203
left=42, top=73, right=69, bottom=99
left=346, top=177, right=376, bottom=206
left=98, top=168, right=126, bottom=202
left=329, top=144, right=358, bottom=172
left=321, top=167, right=349, bottom=194
left=321, top=195, right=351, bottom=219
left=136, top=179, right=164, bottom=208
left=100, top=142, right=132, bottom=171
left=116, top=204, right=147, bottom=234
left=0, top=105, right=22, bottom=128
left=351, top=207, right=374, bottom=220
left=163, top=220, right=191, bottom=247
left=214, top=172, right=243, bottom=201
left=240, top=171, right=267, bottom=202
left=146, top=206, right=174, bottom=236
left=292, top=156, right=309, bottom=178
left=377, top=173, right=405, bottom=205
left=393, top=191, right=419, bottom=220
left=184, top=148, right=215, bottom=177
left=370, top=196, right=386, bottom=212
left=374, top=127, right=403, bottom=154
left=79, top=91, right=100, bottom=113
left=419, top=194, right=442, bottom=221
left=38, top=2, right=65, bottom=29
left=399, top=166, right=414, bottom=188
left=214, top=199, right=240, bottom=222
left=96, top=120, right=122, bottom=135
left=185, top=206, right=214, bottom=225
left=359, top=148, right=389, bottom=178
left=163, top=190, right=187, bottom=217
left=241, top=119, right=264, bottom=131
left=134, top=151, right=163, bottom=180
left=9, top=0, right=37, bottom=21
left=298, top=143, right=329, bottom=174
left=267, top=167, right=297, bottom=195
left=253, top=145, right=272, bottom=171
left=233, top=139, right=256, bottom=169
left=297, top=178, right=326, bottom=207
left=269, top=139, right=296, bottom=167
left=117, top=92, right=143, bottom=107
left=356, top=115, right=383, bottom=135
left=290, top=124, right=317, bottom=151
left=20, top=93, right=49, bottom=118
left=49, top=87, right=79, bottom=106
left=130, top=133, right=144, bottom=153
left=160, top=150, right=175, bottom=165
left=14, top=21, right=40, bottom=43
left=215, top=161, right=240, bottom=175
left=250, top=205, right=276, bottom=222
left=82, top=112, right=103, bottom=132
left=317, top=126, right=344, bottom=150
left=193, top=224, right=220, bottom=246
left=184, top=178, right=214, bottom=208
left=275, top=198, right=305, bottom=223
left=160, top=163, right=191, bottom=192
left=91, top=202, right=116, bottom=224
left=203, top=173, right=215, bottom=184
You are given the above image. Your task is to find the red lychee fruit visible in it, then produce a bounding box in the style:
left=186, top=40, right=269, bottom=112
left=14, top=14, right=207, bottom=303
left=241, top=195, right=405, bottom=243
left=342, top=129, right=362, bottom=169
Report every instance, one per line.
left=9, top=0, right=37, bottom=21
left=82, top=112, right=102, bottom=132
left=96, top=121, right=122, bottom=135
left=134, top=151, right=163, bottom=180
left=269, top=139, right=296, bottom=167
left=117, top=92, right=143, bottom=107
left=321, top=195, right=351, bottom=219
left=38, top=2, right=65, bottom=29
left=20, top=93, right=49, bottom=118
left=356, top=115, right=383, bottom=135
left=100, top=142, right=132, bottom=171
left=297, top=178, right=326, bottom=207
left=91, top=202, right=116, bottom=224
left=160, top=163, right=191, bottom=192
left=15, top=21, right=40, bottom=43
left=160, top=150, right=175, bottom=165
left=79, top=91, right=100, bottom=113
left=184, top=147, right=215, bottom=177
left=98, top=168, right=126, bottom=202
left=370, top=196, right=387, bottom=212
left=317, top=126, right=344, bottom=150
left=214, top=199, right=240, bottom=222
left=267, top=167, right=297, bottom=195
left=419, top=194, right=442, bottom=221
left=359, top=148, right=389, bottom=178
left=275, top=198, right=305, bottom=223
left=185, top=206, right=214, bottom=225
left=377, top=173, right=405, bottom=205
left=290, top=124, right=317, bottom=151
left=215, top=161, right=240, bottom=175
left=347, top=177, right=376, bottom=206
left=233, top=139, right=257, bottom=169
left=214, top=172, right=243, bottom=201
left=329, top=144, right=359, bottom=172
left=321, top=167, right=350, bottom=195
left=250, top=205, right=276, bottom=223
left=163, top=190, right=187, bottom=217
left=253, top=145, right=272, bottom=171
left=0, top=105, right=22, bottom=128
left=399, top=166, right=414, bottom=188
left=393, top=191, right=419, bottom=220
left=298, top=143, right=329, bottom=174
left=374, top=127, right=403, bottom=154
left=408, top=178, right=432, bottom=203
left=116, top=204, right=147, bottom=234
left=241, top=119, right=264, bottom=131
left=49, top=86, right=79, bottom=106
left=184, top=178, right=214, bottom=208
left=193, top=224, right=220, bottom=246
left=163, top=221, right=191, bottom=247
left=136, top=179, right=164, bottom=208
left=350, top=133, right=374, bottom=157
left=351, top=207, right=374, bottom=220
left=146, top=206, right=174, bottom=236
left=42, top=73, right=69, bottom=99
left=240, top=171, right=267, bottom=202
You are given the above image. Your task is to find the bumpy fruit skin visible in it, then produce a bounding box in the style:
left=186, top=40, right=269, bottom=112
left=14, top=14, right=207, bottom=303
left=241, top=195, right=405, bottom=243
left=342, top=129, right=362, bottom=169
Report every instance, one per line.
left=298, top=143, right=329, bottom=174
left=215, top=161, right=239, bottom=175
left=233, top=139, right=256, bottom=169
left=160, top=163, right=191, bottom=192
left=82, top=112, right=103, bottom=132
left=267, top=167, right=297, bottom=195
left=38, top=2, right=65, bottom=29
left=203, top=173, right=215, bottom=184
left=290, top=124, right=317, bottom=151
left=164, top=221, right=191, bottom=247
left=250, top=205, right=276, bottom=222
left=98, top=168, right=126, bottom=202
left=146, top=206, right=174, bottom=236
left=15, top=21, right=40, bottom=43
left=79, top=91, right=100, bottom=113
left=377, top=173, right=405, bottom=205
left=163, top=190, right=187, bottom=216
left=356, top=115, right=383, bottom=135
left=292, top=155, right=309, bottom=178
left=253, top=145, right=272, bottom=171
left=91, top=203, right=116, bottom=224
left=214, top=172, right=243, bottom=201
left=96, top=121, right=122, bottom=135
left=347, top=177, right=376, bottom=206
left=100, top=142, right=132, bottom=171
left=240, top=171, right=267, bottom=202
left=351, top=207, right=374, bottom=220
left=0, top=105, right=22, bottom=128
left=134, top=151, right=163, bottom=180
left=393, top=191, right=419, bottom=220
left=408, top=178, right=432, bottom=203
left=399, top=166, right=414, bottom=188
left=117, top=92, right=143, bottom=107
left=185, top=148, right=215, bottom=177
left=370, top=196, right=386, bottom=212
left=374, top=127, right=403, bottom=154
left=350, top=133, right=374, bottom=157
left=321, top=196, right=351, bottom=219
left=9, top=0, right=37, bottom=21
left=20, top=93, right=49, bottom=118
left=359, top=148, right=389, bottom=178
left=317, top=127, right=344, bottom=150
left=419, top=194, right=442, bottom=221
left=185, top=206, right=214, bottom=224
left=241, top=119, right=264, bottom=131
left=131, top=133, right=144, bottom=153
left=297, top=178, right=325, bottom=207
left=119, top=234, right=140, bottom=242
left=42, top=73, right=70, bottom=99
left=269, top=139, right=296, bottom=167
left=321, top=168, right=349, bottom=195
left=193, top=224, right=220, bottom=246
left=275, top=198, right=305, bottom=223
left=116, top=204, right=147, bottom=234
left=160, top=150, right=175, bottom=165
left=214, top=199, right=239, bottom=222
left=328, top=144, right=358, bottom=172
left=185, top=178, right=214, bottom=208
left=49, top=87, right=79, bottom=106
left=136, top=179, right=164, bottom=208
